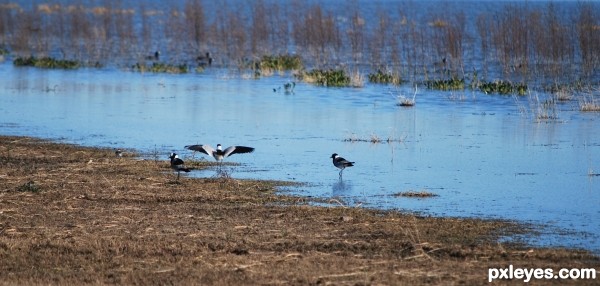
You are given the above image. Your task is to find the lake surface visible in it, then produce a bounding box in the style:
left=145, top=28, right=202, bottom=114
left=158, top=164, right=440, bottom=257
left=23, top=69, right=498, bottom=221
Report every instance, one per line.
left=1, top=63, right=599, bottom=253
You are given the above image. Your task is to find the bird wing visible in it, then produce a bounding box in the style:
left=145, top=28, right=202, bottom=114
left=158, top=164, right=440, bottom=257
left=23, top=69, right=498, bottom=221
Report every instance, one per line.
left=223, top=146, right=255, bottom=157
left=185, top=144, right=214, bottom=156
left=337, top=157, right=354, bottom=166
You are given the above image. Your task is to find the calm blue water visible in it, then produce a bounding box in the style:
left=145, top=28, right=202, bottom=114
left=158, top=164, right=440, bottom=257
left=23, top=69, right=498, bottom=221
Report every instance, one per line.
left=1, top=63, right=599, bottom=252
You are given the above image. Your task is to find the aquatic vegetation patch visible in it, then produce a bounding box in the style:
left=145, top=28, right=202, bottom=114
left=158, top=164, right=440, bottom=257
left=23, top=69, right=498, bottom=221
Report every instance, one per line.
left=132, top=62, right=188, bottom=74
left=297, top=69, right=350, bottom=87
left=393, top=190, right=438, bottom=198
left=13, top=56, right=80, bottom=69
left=479, top=80, right=527, bottom=95
left=256, top=54, right=303, bottom=72
left=395, top=86, right=418, bottom=107
left=579, top=102, right=600, bottom=112
left=368, top=70, right=403, bottom=85
left=530, top=95, right=559, bottom=121
left=349, top=69, right=365, bottom=87
left=397, top=97, right=415, bottom=107
left=343, top=133, right=405, bottom=144
left=579, top=91, right=600, bottom=112
left=553, top=89, right=573, bottom=101
left=425, top=77, right=465, bottom=91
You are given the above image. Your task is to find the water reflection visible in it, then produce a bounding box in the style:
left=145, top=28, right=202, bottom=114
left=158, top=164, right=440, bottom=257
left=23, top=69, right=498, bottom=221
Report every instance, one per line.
left=332, top=179, right=353, bottom=197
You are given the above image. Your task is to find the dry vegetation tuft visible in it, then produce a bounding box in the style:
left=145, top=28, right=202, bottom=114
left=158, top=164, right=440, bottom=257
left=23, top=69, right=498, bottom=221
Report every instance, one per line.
left=0, top=136, right=598, bottom=285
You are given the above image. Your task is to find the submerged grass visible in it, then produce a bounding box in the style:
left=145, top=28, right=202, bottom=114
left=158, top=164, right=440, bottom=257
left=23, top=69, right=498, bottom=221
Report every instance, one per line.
left=0, top=135, right=598, bottom=285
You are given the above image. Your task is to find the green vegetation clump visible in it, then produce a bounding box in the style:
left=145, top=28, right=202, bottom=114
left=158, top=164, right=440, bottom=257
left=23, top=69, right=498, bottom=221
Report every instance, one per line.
left=479, top=80, right=527, bottom=95
left=298, top=69, right=350, bottom=87
left=367, top=70, right=403, bottom=85
left=425, top=77, right=465, bottom=90
left=258, top=54, right=303, bottom=71
left=13, top=56, right=80, bottom=69
left=0, top=46, right=9, bottom=56
left=132, top=62, right=188, bottom=74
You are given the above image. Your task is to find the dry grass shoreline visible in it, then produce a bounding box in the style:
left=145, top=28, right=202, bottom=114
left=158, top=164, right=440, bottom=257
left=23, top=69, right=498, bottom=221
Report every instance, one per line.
left=0, top=135, right=598, bottom=285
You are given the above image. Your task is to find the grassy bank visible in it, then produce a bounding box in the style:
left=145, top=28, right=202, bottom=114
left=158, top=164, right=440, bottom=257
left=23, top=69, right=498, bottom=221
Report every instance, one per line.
left=0, top=136, right=598, bottom=285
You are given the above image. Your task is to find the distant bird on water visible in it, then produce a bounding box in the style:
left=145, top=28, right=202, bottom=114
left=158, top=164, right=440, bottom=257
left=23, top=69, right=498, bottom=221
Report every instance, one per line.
left=330, top=153, right=354, bottom=179
left=185, top=144, right=254, bottom=162
left=169, top=153, right=191, bottom=181
left=273, top=81, right=296, bottom=94
left=146, top=51, right=160, bottom=61
left=196, top=52, right=213, bottom=67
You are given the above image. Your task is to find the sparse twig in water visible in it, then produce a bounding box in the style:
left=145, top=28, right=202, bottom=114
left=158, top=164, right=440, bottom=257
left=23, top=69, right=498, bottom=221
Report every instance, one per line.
left=397, top=85, right=418, bottom=107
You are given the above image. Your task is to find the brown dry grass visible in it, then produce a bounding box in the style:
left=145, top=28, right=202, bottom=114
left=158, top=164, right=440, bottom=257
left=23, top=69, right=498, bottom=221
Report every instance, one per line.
left=0, top=136, right=598, bottom=285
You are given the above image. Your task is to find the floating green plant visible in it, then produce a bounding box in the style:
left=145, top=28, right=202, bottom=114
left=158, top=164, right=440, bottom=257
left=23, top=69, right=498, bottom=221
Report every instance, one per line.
left=132, top=62, right=188, bottom=74
left=425, top=77, right=465, bottom=91
left=297, top=69, right=350, bottom=87
left=13, top=56, right=80, bottom=69
left=367, top=70, right=403, bottom=85
left=479, top=80, right=527, bottom=95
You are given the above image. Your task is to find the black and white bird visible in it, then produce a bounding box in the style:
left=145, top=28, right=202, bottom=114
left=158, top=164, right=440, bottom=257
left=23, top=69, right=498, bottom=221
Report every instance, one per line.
left=185, top=144, right=254, bottom=162
left=331, top=153, right=354, bottom=178
left=196, top=52, right=213, bottom=67
left=115, top=149, right=123, bottom=158
left=146, top=51, right=160, bottom=61
left=169, top=153, right=191, bottom=181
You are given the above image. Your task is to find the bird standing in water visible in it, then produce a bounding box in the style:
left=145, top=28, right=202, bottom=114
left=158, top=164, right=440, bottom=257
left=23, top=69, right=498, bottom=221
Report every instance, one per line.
left=330, top=153, right=354, bottom=179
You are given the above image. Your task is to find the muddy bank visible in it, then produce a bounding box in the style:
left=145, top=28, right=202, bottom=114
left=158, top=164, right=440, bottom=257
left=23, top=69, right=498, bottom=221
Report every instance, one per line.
left=0, top=136, right=597, bottom=285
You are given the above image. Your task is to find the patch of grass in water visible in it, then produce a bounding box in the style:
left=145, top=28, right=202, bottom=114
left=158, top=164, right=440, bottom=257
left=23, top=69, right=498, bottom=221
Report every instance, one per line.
left=132, top=62, right=188, bottom=74
left=393, top=190, right=438, bottom=198
left=343, top=133, right=405, bottom=144
left=297, top=69, right=350, bottom=87
left=579, top=93, right=600, bottom=112
left=368, top=69, right=403, bottom=85
left=13, top=56, right=80, bottom=69
left=257, top=54, right=303, bottom=72
left=479, top=80, right=527, bottom=95
left=425, top=77, right=465, bottom=91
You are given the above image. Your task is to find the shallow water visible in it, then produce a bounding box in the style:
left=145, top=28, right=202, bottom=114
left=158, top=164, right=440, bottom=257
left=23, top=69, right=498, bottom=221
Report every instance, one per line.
left=1, top=63, right=599, bottom=252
